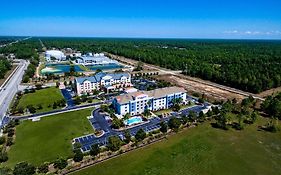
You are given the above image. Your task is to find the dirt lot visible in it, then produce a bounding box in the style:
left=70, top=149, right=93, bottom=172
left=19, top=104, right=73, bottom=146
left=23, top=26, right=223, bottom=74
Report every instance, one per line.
left=108, top=53, right=265, bottom=102
left=258, top=86, right=281, bottom=98
left=155, top=74, right=245, bottom=102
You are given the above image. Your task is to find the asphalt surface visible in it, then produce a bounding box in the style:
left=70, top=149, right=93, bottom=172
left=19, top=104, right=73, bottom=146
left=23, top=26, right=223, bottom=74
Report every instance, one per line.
left=61, top=89, right=75, bottom=107
left=74, top=103, right=209, bottom=153
left=0, top=60, right=29, bottom=127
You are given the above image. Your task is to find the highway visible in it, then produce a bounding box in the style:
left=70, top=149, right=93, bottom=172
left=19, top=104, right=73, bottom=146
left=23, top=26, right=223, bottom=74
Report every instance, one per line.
left=0, top=37, right=31, bottom=48
left=0, top=60, right=29, bottom=127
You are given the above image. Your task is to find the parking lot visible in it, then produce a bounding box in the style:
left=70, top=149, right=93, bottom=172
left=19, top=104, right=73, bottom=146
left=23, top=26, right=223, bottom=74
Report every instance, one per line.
left=73, top=102, right=210, bottom=153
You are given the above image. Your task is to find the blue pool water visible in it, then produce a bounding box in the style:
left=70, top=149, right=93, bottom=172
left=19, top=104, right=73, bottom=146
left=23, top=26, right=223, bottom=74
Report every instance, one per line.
left=86, top=63, right=123, bottom=71
left=124, top=117, right=143, bottom=126
left=41, top=63, right=123, bottom=74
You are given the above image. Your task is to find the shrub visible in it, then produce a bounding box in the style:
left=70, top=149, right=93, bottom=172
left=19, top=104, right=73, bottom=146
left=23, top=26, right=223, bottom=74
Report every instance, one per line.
left=0, top=152, right=8, bottom=163
left=53, top=158, right=68, bottom=170
left=6, top=137, right=13, bottom=146
left=0, top=137, right=5, bottom=145
left=37, top=163, right=49, bottom=174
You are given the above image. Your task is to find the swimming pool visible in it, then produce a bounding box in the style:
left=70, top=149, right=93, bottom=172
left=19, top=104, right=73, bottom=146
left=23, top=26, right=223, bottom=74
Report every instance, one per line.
left=124, top=116, right=143, bottom=126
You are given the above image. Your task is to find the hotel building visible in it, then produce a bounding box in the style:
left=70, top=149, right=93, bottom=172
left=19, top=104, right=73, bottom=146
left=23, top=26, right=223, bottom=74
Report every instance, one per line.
left=75, top=72, right=131, bottom=96
left=113, top=86, right=187, bottom=116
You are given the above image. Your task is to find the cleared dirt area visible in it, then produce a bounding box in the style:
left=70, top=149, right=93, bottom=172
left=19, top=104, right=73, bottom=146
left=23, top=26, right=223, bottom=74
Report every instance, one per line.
left=108, top=53, right=266, bottom=102
left=155, top=74, right=245, bottom=102
left=258, top=86, right=281, bottom=98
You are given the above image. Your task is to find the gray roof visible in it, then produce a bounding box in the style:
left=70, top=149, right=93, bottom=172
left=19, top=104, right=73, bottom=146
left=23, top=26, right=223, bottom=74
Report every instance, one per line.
left=75, top=72, right=130, bottom=84
left=115, top=86, right=186, bottom=104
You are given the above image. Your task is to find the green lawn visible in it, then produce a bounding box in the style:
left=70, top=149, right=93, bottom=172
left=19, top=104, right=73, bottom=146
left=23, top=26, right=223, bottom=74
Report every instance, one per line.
left=72, top=117, right=281, bottom=175
left=5, top=108, right=94, bottom=167
left=17, top=87, right=65, bottom=113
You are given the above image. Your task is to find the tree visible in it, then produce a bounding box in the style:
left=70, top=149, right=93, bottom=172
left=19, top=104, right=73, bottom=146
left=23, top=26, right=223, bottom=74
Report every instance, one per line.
left=53, top=158, right=67, bottom=170
left=168, top=117, right=181, bottom=132
left=37, top=163, right=49, bottom=174
left=188, top=111, right=197, bottom=123
left=123, top=130, right=131, bottom=144
left=73, top=149, right=83, bottom=162
left=214, top=112, right=229, bottom=130
left=135, top=128, right=146, bottom=142
left=90, top=144, right=100, bottom=157
left=181, top=115, right=189, bottom=125
left=13, top=162, right=35, bottom=175
left=6, top=137, right=13, bottom=146
left=123, top=113, right=130, bottom=120
left=0, top=152, right=8, bottom=163
left=173, top=103, right=181, bottom=112
left=56, top=81, right=60, bottom=88
left=198, top=111, right=206, bottom=122
left=107, top=136, right=122, bottom=151
left=111, top=118, right=124, bottom=129
left=26, top=105, right=36, bottom=114
left=143, top=108, right=150, bottom=117
left=160, top=122, right=168, bottom=133
left=0, top=136, right=5, bottom=145
left=0, top=167, right=12, bottom=175
left=37, top=104, right=43, bottom=110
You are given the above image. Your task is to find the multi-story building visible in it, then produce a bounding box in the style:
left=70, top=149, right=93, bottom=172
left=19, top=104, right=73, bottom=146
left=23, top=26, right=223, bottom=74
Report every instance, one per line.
left=45, top=50, right=66, bottom=62
left=113, top=86, right=187, bottom=116
left=75, top=53, right=119, bottom=65
left=75, top=72, right=131, bottom=96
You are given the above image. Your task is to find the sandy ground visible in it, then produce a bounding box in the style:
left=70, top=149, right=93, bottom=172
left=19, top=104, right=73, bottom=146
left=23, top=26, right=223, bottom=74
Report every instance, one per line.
left=155, top=74, right=245, bottom=102
left=107, top=53, right=271, bottom=102
left=258, top=86, right=281, bottom=98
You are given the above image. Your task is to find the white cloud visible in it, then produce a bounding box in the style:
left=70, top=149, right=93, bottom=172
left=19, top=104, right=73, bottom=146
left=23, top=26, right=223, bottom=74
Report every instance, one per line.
left=223, top=30, right=281, bottom=36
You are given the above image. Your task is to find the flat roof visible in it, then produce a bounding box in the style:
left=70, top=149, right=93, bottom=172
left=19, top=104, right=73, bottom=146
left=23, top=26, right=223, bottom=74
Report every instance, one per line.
left=115, top=86, right=186, bottom=104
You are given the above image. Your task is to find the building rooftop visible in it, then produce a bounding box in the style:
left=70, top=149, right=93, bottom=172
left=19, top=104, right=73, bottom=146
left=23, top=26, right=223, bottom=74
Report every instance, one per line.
left=75, top=72, right=130, bottom=84
left=115, top=86, right=186, bottom=104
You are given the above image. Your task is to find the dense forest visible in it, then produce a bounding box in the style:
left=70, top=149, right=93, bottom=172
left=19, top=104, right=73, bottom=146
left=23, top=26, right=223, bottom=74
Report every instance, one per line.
left=40, top=38, right=281, bottom=93
left=0, top=57, right=12, bottom=79
left=0, top=38, right=41, bottom=82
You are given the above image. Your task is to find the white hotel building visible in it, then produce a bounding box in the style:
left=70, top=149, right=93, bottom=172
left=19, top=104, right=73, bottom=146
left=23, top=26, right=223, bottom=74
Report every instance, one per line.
left=74, top=72, right=131, bottom=96
left=113, top=86, right=187, bottom=116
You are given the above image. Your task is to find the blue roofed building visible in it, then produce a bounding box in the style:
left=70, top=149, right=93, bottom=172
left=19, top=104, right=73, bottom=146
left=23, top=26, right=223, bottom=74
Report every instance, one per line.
left=74, top=72, right=131, bottom=95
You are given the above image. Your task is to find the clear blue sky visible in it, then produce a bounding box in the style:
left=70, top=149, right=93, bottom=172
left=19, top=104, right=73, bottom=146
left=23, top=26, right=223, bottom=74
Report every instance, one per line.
left=1, top=0, right=281, bottom=39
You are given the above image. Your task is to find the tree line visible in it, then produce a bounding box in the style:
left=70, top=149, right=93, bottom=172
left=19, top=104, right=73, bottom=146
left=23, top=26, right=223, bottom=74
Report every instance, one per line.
left=40, top=38, right=281, bottom=93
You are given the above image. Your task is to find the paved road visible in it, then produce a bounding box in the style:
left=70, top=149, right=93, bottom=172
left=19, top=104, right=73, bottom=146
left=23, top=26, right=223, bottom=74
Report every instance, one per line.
left=61, top=89, right=75, bottom=107
left=0, top=60, right=29, bottom=127
left=0, top=37, right=31, bottom=48
left=74, top=104, right=209, bottom=152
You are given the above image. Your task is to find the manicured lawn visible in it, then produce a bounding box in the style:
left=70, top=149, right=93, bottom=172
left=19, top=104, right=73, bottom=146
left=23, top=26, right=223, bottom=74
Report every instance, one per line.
left=72, top=117, right=281, bottom=175
left=5, top=108, right=94, bottom=167
left=17, top=87, right=65, bottom=113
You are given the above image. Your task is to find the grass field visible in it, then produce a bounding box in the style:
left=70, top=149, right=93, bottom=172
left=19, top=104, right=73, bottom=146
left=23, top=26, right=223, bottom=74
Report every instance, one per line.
left=17, top=87, right=65, bottom=113
left=72, top=117, right=281, bottom=175
left=5, top=108, right=94, bottom=167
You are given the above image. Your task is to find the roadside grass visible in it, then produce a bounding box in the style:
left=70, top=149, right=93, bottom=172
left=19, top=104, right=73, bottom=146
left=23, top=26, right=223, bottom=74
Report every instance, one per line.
left=17, top=87, right=65, bottom=113
left=72, top=117, right=281, bottom=175
left=4, top=108, right=94, bottom=167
